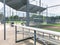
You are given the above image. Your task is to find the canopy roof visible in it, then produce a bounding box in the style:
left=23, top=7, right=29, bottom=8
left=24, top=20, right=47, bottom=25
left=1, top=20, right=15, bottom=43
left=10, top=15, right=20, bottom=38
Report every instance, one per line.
left=18, top=4, right=46, bottom=13
left=0, top=0, right=46, bottom=13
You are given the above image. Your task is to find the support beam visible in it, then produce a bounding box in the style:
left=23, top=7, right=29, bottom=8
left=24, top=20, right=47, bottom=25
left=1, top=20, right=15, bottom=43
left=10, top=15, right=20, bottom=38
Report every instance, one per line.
left=39, top=0, right=41, bottom=14
left=46, top=5, right=48, bottom=24
left=15, top=26, right=34, bottom=43
left=3, top=0, right=6, bottom=40
left=26, top=0, right=30, bottom=26
left=16, top=37, right=33, bottom=43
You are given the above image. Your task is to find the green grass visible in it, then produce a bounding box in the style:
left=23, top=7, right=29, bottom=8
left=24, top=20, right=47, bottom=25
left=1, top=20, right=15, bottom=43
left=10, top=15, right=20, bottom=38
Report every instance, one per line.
left=44, top=28, right=60, bottom=32
left=14, top=21, right=23, bottom=23
left=31, top=23, right=60, bottom=32
left=6, top=21, right=26, bottom=24
left=41, top=24, right=60, bottom=32
left=6, top=21, right=60, bottom=32
left=42, top=23, right=60, bottom=26
left=51, top=23, right=60, bottom=26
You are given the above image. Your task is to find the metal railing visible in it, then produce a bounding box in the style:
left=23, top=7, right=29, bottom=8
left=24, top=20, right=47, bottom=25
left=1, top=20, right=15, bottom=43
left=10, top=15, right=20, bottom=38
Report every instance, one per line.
left=14, top=25, right=60, bottom=45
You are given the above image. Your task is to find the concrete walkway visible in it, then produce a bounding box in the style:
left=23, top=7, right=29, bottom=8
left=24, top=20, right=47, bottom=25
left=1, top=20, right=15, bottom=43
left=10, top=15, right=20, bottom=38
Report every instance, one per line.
left=0, top=24, right=42, bottom=45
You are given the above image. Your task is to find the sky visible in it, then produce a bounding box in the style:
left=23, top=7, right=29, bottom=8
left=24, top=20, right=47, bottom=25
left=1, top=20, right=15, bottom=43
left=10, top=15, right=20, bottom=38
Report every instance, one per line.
left=41, top=0, right=60, bottom=15
left=0, top=0, right=60, bottom=17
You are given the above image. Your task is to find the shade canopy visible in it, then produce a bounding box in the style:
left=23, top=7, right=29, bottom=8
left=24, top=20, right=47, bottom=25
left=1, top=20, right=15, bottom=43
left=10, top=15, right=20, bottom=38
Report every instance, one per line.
left=0, top=0, right=46, bottom=13
left=18, top=4, right=46, bottom=13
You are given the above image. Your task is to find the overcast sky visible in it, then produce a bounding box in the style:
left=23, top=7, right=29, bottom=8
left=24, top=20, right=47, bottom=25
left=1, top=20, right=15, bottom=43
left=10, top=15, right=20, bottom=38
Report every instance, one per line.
left=0, top=0, right=60, bottom=17
left=42, top=0, right=60, bottom=15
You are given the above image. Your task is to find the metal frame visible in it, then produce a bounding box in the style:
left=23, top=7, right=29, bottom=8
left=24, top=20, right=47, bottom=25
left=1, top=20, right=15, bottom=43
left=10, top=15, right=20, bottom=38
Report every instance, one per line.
left=15, top=26, right=17, bottom=43
left=15, top=26, right=33, bottom=43
left=26, top=0, right=30, bottom=26
left=16, top=37, right=33, bottom=43
left=3, top=0, right=6, bottom=40
left=1, top=0, right=60, bottom=45
left=14, top=25, right=60, bottom=45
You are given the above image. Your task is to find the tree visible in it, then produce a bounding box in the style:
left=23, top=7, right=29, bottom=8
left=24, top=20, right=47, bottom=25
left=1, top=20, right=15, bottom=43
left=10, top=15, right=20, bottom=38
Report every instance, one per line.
left=9, top=15, right=19, bottom=21
left=14, top=15, right=19, bottom=21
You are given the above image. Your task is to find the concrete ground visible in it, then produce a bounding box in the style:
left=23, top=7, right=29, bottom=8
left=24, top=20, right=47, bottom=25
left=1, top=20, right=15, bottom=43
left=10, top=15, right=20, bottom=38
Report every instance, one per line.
left=0, top=24, right=42, bottom=45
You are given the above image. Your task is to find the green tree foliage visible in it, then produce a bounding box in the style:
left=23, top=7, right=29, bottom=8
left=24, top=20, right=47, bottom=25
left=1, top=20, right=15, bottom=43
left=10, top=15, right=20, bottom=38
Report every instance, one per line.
left=8, top=15, right=19, bottom=21
left=14, top=15, right=19, bottom=21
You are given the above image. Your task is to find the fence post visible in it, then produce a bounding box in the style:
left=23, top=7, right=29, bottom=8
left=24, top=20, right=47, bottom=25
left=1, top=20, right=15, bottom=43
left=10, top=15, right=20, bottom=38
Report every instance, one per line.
left=3, top=0, right=6, bottom=40
left=15, top=26, right=17, bottom=43
left=34, top=30, right=36, bottom=45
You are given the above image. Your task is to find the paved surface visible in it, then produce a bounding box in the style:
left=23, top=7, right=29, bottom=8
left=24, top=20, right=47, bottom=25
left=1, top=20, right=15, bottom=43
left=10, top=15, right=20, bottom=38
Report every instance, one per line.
left=0, top=24, right=42, bottom=45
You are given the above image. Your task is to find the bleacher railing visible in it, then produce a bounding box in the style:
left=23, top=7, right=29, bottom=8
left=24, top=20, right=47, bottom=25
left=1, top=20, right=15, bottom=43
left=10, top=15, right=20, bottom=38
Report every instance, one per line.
left=14, top=25, right=60, bottom=45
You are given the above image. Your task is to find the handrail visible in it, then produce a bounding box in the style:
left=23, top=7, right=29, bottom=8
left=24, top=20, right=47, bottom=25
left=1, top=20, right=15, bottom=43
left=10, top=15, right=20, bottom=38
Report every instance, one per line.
left=14, top=25, right=60, bottom=37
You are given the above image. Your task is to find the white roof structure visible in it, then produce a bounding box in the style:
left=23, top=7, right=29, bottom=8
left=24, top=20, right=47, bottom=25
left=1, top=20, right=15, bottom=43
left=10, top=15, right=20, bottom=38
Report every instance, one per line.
left=0, top=0, right=46, bottom=13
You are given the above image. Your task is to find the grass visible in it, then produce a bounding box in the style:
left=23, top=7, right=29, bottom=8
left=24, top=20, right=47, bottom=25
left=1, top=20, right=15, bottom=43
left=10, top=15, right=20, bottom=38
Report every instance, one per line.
left=41, top=24, right=60, bottom=32
left=6, top=21, right=60, bottom=32
left=41, top=23, right=60, bottom=31
left=44, top=28, right=60, bottom=32
left=42, top=23, right=60, bottom=26
left=31, top=23, right=60, bottom=32
left=6, top=21, right=26, bottom=24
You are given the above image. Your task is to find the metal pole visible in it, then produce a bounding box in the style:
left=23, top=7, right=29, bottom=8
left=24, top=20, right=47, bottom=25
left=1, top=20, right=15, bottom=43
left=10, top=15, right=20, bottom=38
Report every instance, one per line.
left=23, top=28, right=24, bottom=39
left=26, top=0, right=30, bottom=26
left=9, top=7, right=11, bottom=22
left=15, top=26, right=17, bottom=43
left=23, top=13, right=24, bottom=24
left=3, top=0, right=6, bottom=40
left=34, top=30, right=36, bottom=45
left=42, top=3, right=44, bottom=23
left=16, top=11, right=17, bottom=24
left=12, top=9, right=14, bottom=21
left=39, top=0, right=41, bottom=14
left=46, top=5, right=48, bottom=24
left=39, top=0, right=41, bottom=6
left=39, top=0, right=41, bottom=24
